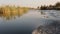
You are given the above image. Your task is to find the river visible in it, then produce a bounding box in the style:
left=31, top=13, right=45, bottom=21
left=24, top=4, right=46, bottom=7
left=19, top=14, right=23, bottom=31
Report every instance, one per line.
left=0, top=10, right=60, bottom=34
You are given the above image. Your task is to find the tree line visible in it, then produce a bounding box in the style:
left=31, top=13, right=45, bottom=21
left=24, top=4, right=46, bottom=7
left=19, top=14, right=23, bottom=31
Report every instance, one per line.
left=37, top=2, right=60, bottom=10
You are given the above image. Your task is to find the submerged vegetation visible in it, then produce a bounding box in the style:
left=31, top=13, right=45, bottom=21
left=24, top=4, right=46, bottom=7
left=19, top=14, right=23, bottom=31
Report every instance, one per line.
left=0, top=5, right=29, bottom=20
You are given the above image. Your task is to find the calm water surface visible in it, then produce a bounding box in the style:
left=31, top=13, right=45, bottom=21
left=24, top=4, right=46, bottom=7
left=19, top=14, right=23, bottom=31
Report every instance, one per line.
left=0, top=10, right=60, bottom=34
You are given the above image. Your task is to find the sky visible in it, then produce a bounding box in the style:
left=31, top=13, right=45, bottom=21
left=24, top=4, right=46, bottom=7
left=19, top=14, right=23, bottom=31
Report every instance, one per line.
left=0, top=0, right=60, bottom=8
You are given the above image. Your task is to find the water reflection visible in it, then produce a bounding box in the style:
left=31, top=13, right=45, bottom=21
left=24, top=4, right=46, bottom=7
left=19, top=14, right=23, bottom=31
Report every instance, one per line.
left=0, top=9, right=60, bottom=34
left=38, top=10, right=60, bottom=20
left=0, top=8, right=28, bottom=20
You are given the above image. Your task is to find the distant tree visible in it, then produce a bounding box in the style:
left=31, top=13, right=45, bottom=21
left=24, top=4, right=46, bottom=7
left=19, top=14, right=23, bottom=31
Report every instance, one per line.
left=40, top=5, right=47, bottom=10
left=49, top=5, right=53, bottom=7
left=55, top=2, right=60, bottom=7
left=37, top=6, right=40, bottom=9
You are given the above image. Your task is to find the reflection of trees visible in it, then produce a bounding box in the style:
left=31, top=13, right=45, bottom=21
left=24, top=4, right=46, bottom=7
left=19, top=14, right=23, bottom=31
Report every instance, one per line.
left=0, top=8, right=3, bottom=14
left=0, top=5, right=29, bottom=20
left=17, top=7, right=21, bottom=17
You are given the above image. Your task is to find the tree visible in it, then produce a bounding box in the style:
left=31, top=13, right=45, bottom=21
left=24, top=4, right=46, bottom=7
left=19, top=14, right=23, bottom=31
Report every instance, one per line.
left=55, top=2, right=60, bottom=7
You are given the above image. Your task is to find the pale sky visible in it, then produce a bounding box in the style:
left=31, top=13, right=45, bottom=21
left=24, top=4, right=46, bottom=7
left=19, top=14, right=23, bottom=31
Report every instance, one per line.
left=0, top=0, right=60, bottom=8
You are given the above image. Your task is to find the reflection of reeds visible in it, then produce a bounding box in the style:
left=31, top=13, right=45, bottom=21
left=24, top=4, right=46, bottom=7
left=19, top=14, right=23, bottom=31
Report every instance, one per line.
left=0, top=5, right=29, bottom=20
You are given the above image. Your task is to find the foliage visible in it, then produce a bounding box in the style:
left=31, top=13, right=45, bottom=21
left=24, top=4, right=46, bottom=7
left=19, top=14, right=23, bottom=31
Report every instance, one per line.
left=38, top=2, right=60, bottom=10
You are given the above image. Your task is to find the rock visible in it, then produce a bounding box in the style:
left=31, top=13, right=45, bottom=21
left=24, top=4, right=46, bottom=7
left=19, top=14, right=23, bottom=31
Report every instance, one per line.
left=32, top=20, right=60, bottom=34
